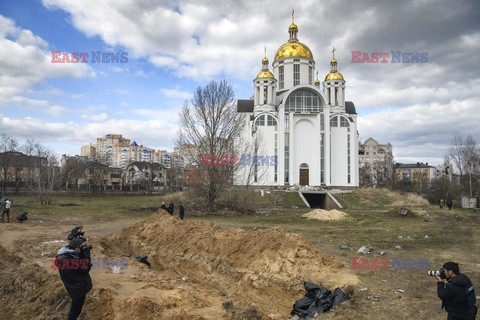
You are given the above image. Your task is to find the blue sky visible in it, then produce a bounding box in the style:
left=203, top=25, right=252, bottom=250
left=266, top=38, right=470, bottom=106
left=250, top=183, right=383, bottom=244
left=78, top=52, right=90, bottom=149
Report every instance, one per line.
left=1, top=0, right=479, bottom=166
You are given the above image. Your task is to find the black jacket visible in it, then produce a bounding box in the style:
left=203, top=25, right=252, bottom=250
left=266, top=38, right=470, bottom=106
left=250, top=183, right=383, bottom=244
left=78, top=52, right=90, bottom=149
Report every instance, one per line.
left=67, top=227, right=85, bottom=240
left=16, top=212, right=27, bottom=222
left=56, top=246, right=92, bottom=299
left=437, top=273, right=476, bottom=318
left=179, top=205, right=185, bottom=217
left=167, top=203, right=174, bottom=215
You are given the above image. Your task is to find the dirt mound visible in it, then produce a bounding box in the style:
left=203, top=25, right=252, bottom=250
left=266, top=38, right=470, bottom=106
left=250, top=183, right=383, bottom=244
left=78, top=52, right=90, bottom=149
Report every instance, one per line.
left=0, top=245, right=69, bottom=319
left=302, top=209, right=349, bottom=221
left=99, top=210, right=358, bottom=318
left=386, top=207, right=416, bottom=217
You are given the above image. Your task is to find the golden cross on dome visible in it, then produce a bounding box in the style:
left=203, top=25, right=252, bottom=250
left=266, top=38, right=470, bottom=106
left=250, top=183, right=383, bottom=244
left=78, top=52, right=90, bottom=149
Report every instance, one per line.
left=292, top=9, right=295, bottom=23
left=264, top=46, right=266, bottom=58
left=332, top=47, right=336, bottom=59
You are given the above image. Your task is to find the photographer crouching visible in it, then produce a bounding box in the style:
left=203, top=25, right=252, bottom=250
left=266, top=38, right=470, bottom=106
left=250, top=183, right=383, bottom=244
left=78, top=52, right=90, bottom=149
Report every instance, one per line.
left=433, top=262, right=477, bottom=319
left=56, top=238, right=93, bottom=320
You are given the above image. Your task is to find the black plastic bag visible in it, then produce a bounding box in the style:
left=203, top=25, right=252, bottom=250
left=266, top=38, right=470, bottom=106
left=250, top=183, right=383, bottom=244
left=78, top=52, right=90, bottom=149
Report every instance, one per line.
left=291, top=282, right=348, bottom=319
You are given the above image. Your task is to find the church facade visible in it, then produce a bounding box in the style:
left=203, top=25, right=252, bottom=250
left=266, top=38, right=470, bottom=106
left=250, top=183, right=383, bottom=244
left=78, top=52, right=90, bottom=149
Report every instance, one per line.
left=235, top=18, right=359, bottom=188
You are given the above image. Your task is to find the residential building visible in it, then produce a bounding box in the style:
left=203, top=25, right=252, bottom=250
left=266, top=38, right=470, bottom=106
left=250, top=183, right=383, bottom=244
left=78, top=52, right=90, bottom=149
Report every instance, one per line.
left=358, top=138, right=394, bottom=187
left=124, top=161, right=165, bottom=191
left=394, top=162, right=436, bottom=189
left=0, top=151, right=46, bottom=192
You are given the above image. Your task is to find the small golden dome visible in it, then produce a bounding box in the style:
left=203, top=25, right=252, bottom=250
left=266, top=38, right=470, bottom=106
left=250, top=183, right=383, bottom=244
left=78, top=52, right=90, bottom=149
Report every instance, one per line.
left=289, top=22, right=298, bottom=30
left=257, top=70, right=275, bottom=79
left=262, top=57, right=269, bottom=64
left=325, top=71, right=344, bottom=81
left=274, top=42, right=313, bottom=61
left=315, top=79, right=320, bottom=85
left=330, top=58, right=337, bottom=64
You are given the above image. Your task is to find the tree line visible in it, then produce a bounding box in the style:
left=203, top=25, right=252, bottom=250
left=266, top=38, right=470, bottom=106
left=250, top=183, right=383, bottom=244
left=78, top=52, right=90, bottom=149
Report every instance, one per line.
left=426, top=133, right=480, bottom=205
left=0, top=133, right=59, bottom=204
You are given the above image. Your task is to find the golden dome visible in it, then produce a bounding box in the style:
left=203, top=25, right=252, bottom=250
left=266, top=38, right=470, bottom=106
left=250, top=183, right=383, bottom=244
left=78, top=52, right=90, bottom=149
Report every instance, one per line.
left=315, top=79, right=320, bottom=85
left=274, top=41, right=313, bottom=61
left=325, top=71, right=344, bottom=81
left=289, top=22, right=298, bottom=30
left=330, top=58, right=337, bottom=64
left=257, top=70, right=275, bottom=79
left=262, top=57, right=269, bottom=64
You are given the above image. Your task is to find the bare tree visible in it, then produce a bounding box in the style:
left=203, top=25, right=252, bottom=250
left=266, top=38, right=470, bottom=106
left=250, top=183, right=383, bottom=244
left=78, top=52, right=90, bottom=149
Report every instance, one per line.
left=22, top=138, right=60, bottom=204
left=62, top=158, right=87, bottom=192
left=84, top=161, right=108, bottom=194
left=449, top=133, right=480, bottom=197
left=359, top=163, right=373, bottom=187
left=234, top=130, right=269, bottom=188
left=0, top=133, right=20, bottom=194
left=177, top=79, right=245, bottom=210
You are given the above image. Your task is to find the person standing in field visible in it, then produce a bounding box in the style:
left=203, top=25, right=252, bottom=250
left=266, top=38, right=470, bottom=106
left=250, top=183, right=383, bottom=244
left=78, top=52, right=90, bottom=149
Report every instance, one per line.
left=167, top=200, right=174, bottom=215
left=446, top=199, right=453, bottom=210
left=1, top=198, right=11, bottom=223
left=179, top=202, right=185, bottom=220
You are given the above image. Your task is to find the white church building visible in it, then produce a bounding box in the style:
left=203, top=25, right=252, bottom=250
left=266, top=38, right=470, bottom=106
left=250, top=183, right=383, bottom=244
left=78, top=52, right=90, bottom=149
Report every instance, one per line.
left=235, top=17, right=359, bottom=188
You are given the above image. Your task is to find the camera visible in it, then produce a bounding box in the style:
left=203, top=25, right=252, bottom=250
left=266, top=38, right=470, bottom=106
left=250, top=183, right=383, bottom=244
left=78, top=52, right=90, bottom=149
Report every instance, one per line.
left=427, top=268, right=446, bottom=279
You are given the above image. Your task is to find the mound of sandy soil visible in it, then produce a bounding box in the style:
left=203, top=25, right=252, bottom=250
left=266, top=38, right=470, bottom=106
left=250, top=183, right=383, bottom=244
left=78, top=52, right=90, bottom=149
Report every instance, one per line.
left=302, top=209, right=349, bottom=221
left=0, top=245, right=69, bottom=319
left=97, top=210, right=358, bottom=318
left=0, top=211, right=358, bottom=319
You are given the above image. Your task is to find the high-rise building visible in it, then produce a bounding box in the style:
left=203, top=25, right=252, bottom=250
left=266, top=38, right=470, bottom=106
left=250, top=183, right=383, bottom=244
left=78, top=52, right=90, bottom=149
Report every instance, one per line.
left=358, top=138, right=394, bottom=187
left=81, top=134, right=188, bottom=169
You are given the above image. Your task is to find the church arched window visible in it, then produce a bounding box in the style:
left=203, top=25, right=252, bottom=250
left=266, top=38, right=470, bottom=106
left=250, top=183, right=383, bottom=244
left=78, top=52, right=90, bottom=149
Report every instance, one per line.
left=255, top=114, right=277, bottom=126
left=330, top=115, right=350, bottom=128
left=267, top=115, right=277, bottom=126
left=330, top=116, right=338, bottom=127
left=285, top=89, right=322, bottom=113
left=255, top=115, right=265, bottom=126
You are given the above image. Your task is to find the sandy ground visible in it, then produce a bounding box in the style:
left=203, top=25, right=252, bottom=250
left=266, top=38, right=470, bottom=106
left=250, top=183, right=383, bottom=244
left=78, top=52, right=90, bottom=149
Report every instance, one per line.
left=302, top=209, right=349, bottom=221
left=0, top=210, right=358, bottom=320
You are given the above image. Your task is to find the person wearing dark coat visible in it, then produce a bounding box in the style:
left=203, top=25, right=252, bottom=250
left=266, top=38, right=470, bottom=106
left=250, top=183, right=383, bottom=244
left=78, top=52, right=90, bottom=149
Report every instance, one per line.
left=56, top=238, right=93, bottom=320
left=179, top=202, right=185, bottom=220
left=167, top=200, right=174, bottom=215
left=16, top=211, right=28, bottom=222
left=446, top=199, right=453, bottom=210
left=436, top=262, right=477, bottom=320
left=68, top=225, right=86, bottom=242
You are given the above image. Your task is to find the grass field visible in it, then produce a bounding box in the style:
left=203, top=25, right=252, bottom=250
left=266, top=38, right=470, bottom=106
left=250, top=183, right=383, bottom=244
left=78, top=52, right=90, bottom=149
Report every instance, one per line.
left=4, top=188, right=480, bottom=319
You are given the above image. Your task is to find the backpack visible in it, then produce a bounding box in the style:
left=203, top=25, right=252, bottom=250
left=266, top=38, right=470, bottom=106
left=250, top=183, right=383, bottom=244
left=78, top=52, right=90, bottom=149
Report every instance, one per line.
left=466, top=284, right=476, bottom=310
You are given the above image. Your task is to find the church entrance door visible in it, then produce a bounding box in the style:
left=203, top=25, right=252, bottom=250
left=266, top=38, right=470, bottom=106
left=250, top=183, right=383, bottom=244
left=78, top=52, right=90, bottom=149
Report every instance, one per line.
left=299, top=163, right=309, bottom=186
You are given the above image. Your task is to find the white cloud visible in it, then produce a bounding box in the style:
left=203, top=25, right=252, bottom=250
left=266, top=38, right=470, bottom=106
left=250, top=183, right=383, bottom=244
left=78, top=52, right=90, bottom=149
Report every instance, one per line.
left=81, top=112, right=109, bottom=122
left=0, top=15, right=95, bottom=105
left=0, top=114, right=177, bottom=152
left=133, top=108, right=180, bottom=121
left=159, top=87, right=192, bottom=100
left=10, top=96, right=49, bottom=106
left=44, top=105, right=68, bottom=117
left=358, top=98, right=480, bottom=165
